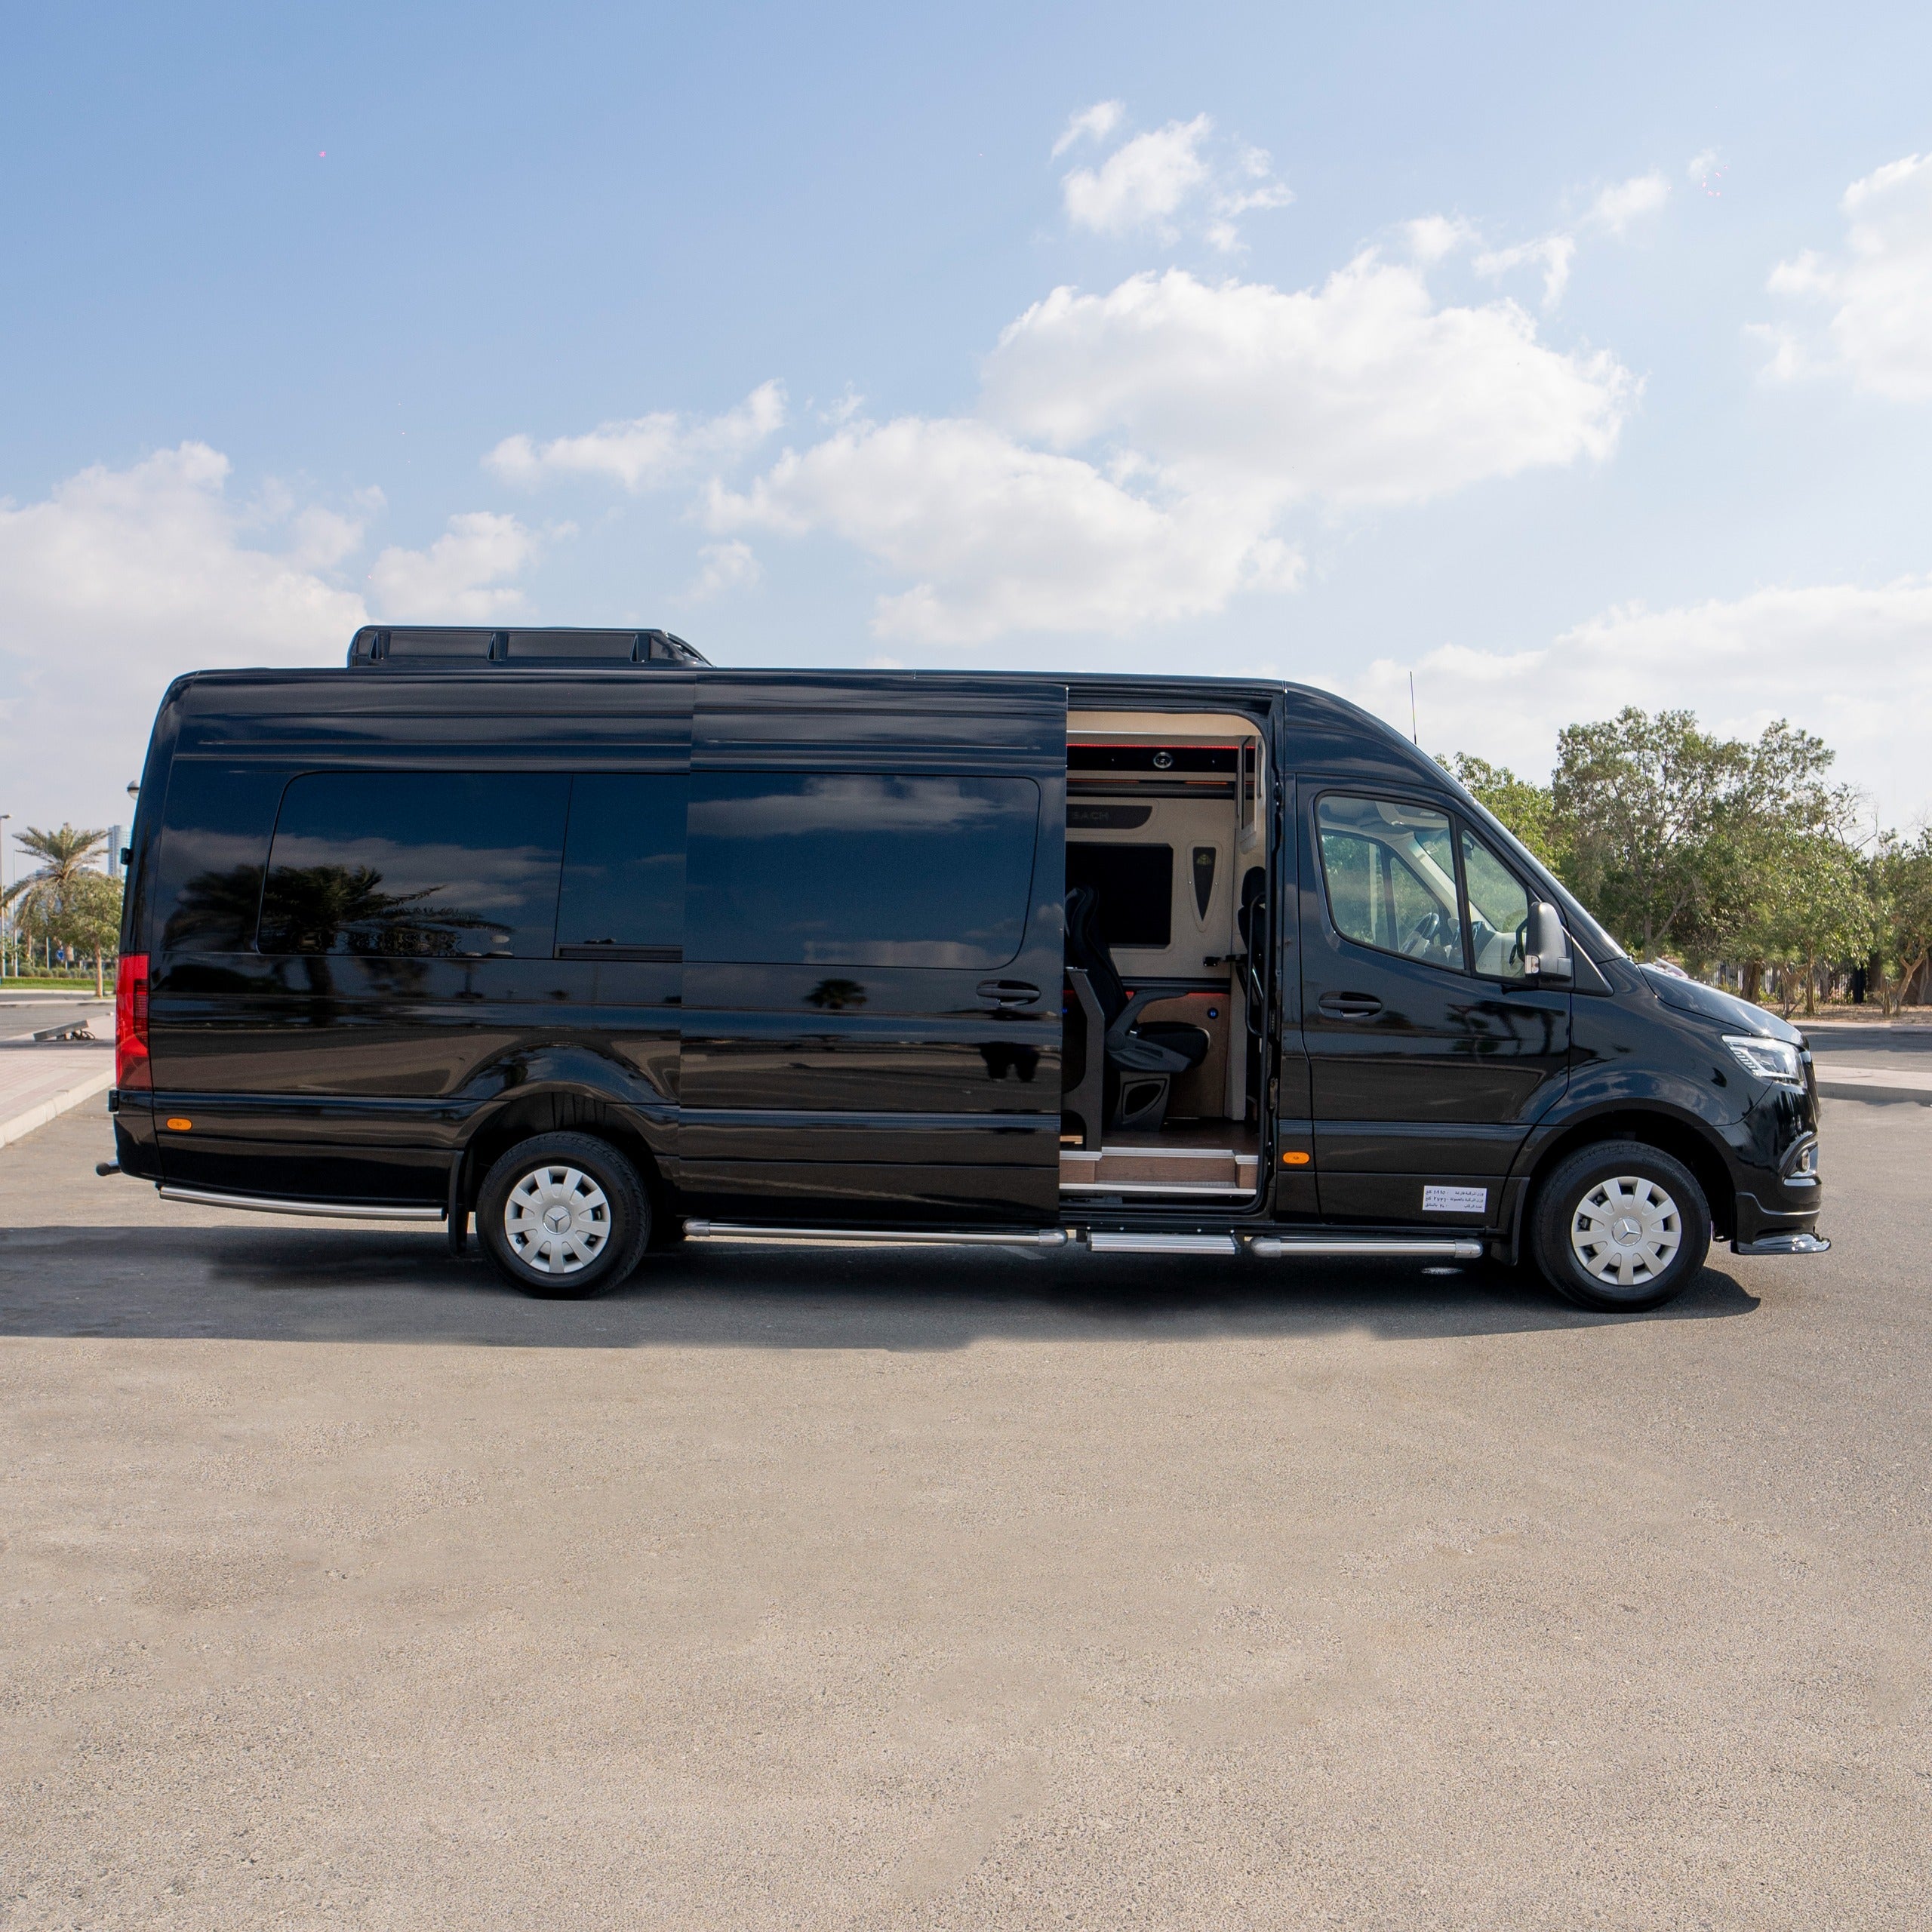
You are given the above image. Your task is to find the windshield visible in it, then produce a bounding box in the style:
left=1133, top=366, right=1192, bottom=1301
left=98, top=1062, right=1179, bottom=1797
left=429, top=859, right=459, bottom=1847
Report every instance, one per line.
left=1453, top=794, right=1627, bottom=963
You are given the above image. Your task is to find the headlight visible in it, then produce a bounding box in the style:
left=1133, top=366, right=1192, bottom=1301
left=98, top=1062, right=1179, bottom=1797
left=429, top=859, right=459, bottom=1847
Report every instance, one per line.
left=1723, top=1034, right=1805, bottom=1088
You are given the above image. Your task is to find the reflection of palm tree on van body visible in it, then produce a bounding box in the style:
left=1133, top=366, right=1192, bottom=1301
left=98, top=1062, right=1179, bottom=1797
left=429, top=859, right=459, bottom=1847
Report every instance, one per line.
left=260, top=863, right=494, bottom=958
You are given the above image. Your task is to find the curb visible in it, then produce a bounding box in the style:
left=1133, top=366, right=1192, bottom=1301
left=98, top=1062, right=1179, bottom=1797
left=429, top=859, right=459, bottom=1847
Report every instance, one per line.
left=0, top=1066, right=115, bottom=1149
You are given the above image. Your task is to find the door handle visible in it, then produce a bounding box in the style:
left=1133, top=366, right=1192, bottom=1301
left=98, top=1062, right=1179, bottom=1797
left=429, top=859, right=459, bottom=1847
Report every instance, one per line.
left=977, top=979, right=1041, bottom=1010
left=1318, top=992, right=1383, bottom=1020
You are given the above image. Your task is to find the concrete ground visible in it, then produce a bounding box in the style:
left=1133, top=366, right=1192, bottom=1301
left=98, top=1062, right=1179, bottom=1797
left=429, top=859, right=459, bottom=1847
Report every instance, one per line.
left=0, top=996, right=115, bottom=1149
left=1, top=1094, right=1927, bottom=1930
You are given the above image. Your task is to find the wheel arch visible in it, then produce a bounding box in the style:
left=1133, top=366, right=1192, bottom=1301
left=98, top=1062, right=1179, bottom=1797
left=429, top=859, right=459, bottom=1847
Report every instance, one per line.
left=1512, top=1106, right=1737, bottom=1254
left=457, top=1088, right=672, bottom=1228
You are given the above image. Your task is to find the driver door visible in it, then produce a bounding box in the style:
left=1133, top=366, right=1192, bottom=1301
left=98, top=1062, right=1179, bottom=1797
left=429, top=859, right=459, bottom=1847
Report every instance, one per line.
left=1298, top=789, right=1570, bottom=1224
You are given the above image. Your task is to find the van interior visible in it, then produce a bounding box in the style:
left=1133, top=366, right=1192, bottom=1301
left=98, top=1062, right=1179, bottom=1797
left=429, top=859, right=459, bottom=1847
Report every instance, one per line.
left=1060, top=710, right=1266, bottom=1205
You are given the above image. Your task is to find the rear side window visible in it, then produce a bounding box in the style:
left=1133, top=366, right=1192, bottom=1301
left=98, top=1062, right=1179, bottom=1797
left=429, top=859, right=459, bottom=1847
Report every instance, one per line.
left=555, top=776, right=687, bottom=958
left=257, top=773, right=569, bottom=958
left=154, top=761, right=294, bottom=955
left=686, top=774, right=1041, bottom=968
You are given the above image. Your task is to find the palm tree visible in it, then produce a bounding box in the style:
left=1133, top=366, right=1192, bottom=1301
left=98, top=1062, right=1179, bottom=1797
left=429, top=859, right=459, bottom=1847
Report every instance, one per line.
left=5, top=824, right=108, bottom=974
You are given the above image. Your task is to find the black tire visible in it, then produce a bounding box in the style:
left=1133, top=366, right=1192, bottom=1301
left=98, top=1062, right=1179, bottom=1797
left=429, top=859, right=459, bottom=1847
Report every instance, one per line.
left=475, top=1132, right=651, bottom=1300
left=1529, top=1140, right=1711, bottom=1312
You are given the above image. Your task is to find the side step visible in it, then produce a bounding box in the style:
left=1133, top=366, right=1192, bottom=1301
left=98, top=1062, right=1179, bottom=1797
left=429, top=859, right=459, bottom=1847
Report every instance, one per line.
left=1086, top=1231, right=1239, bottom=1256
left=683, top=1221, right=1068, bottom=1249
left=158, top=1185, right=442, bottom=1222
left=1250, top=1235, right=1484, bottom=1260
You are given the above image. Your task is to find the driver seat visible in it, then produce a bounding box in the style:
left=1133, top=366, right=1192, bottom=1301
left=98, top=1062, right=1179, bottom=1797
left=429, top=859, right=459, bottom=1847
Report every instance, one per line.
left=1065, top=886, right=1210, bottom=1133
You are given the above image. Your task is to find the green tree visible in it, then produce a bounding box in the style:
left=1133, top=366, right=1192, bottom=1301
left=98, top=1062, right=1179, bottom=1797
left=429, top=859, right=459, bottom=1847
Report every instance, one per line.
left=1753, top=832, right=1879, bottom=1017
left=5, top=824, right=109, bottom=971
left=1875, top=831, right=1932, bottom=1014
left=1692, top=723, right=1850, bottom=997
left=1439, top=754, right=1564, bottom=869
left=51, top=872, right=124, bottom=995
left=1549, top=709, right=1743, bottom=956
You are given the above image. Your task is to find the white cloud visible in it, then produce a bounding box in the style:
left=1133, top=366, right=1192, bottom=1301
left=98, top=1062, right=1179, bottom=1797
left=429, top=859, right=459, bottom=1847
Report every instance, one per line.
left=712, top=256, right=1629, bottom=642
left=1345, top=578, right=1932, bottom=826
left=1475, top=234, right=1577, bottom=309
left=0, top=444, right=370, bottom=823
left=486, top=380, right=786, bottom=490
left=1052, top=100, right=1124, bottom=159
left=709, top=414, right=1300, bottom=645
left=1204, top=146, right=1294, bottom=254
left=1587, top=171, right=1669, bottom=236
left=982, top=263, right=1631, bottom=506
left=1406, top=215, right=1477, bottom=264
left=367, top=512, right=542, bottom=620
left=1058, top=111, right=1291, bottom=252
left=1063, top=115, right=1213, bottom=238
left=1472, top=171, right=1666, bottom=312
left=1766, top=153, right=1932, bottom=401
left=681, top=538, right=762, bottom=602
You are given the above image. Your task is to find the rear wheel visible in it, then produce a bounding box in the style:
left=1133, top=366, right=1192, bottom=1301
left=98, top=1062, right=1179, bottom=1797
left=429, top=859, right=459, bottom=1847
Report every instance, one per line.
left=1530, top=1140, right=1710, bottom=1312
left=476, top=1132, right=650, bottom=1299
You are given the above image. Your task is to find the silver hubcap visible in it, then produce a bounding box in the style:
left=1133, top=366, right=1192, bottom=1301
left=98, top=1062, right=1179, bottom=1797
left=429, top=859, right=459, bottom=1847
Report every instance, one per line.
left=1571, top=1174, right=1682, bottom=1287
left=504, top=1164, right=611, bottom=1275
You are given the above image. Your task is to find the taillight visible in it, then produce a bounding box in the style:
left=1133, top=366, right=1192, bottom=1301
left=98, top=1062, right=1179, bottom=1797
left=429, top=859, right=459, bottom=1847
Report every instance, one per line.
left=115, top=953, right=151, bottom=1092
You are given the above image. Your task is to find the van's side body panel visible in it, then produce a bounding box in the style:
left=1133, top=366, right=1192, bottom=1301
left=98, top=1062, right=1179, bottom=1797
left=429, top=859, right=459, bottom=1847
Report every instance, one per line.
left=675, top=673, right=1066, bottom=1223
left=136, top=670, right=692, bottom=1204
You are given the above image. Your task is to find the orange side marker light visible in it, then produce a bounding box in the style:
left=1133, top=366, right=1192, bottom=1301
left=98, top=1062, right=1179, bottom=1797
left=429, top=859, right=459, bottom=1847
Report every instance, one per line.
left=165, top=1118, right=192, bottom=1131
left=1281, top=1150, right=1310, bottom=1166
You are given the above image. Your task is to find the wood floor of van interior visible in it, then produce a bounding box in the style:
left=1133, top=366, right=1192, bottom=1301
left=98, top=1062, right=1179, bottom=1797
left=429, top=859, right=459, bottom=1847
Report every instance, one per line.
left=1059, top=1126, right=1259, bottom=1197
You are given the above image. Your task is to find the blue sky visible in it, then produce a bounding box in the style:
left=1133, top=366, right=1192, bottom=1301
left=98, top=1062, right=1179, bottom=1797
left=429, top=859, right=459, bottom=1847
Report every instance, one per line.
left=4, top=2, right=1930, bottom=838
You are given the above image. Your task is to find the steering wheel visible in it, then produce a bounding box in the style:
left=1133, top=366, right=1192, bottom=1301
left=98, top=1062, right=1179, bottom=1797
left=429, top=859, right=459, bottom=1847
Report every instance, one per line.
left=1511, top=917, right=1529, bottom=969
left=1400, top=909, right=1456, bottom=961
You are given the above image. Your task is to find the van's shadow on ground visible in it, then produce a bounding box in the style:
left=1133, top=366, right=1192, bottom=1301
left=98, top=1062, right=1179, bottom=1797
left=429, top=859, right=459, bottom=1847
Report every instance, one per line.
left=0, top=1227, right=1760, bottom=1347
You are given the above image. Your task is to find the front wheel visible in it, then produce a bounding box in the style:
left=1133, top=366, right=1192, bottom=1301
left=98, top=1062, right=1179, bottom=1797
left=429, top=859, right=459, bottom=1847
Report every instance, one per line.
left=1529, top=1140, right=1710, bottom=1312
left=476, top=1132, right=651, bottom=1299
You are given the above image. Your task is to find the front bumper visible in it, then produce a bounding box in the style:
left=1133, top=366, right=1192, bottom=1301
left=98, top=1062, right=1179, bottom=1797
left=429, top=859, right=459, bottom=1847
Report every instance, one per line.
left=1732, top=1230, right=1831, bottom=1257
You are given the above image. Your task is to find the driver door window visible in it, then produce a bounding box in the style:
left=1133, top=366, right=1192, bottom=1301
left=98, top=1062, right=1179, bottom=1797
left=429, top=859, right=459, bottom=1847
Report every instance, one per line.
left=1317, top=796, right=1466, bottom=972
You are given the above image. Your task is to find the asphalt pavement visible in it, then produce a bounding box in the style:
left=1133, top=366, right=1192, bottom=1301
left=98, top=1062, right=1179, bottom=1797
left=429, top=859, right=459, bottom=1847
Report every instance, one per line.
left=1, top=1092, right=1927, bottom=1929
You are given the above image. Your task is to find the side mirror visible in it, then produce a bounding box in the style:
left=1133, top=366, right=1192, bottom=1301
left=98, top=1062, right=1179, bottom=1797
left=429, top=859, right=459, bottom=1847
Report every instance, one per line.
left=1526, top=901, right=1572, bottom=985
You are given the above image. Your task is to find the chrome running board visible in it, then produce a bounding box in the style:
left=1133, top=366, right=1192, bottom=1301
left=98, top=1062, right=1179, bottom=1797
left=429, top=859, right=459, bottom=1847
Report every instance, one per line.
left=683, top=1220, right=1068, bottom=1249
left=1248, top=1235, right=1484, bottom=1259
left=1085, top=1231, right=1240, bottom=1255
left=158, top=1185, right=441, bottom=1222
left=1060, top=1181, right=1256, bottom=1198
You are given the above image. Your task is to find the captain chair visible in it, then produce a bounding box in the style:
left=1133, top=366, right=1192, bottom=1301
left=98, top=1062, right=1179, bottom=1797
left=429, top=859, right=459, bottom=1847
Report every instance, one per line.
left=1065, top=885, right=1211, bottom=1134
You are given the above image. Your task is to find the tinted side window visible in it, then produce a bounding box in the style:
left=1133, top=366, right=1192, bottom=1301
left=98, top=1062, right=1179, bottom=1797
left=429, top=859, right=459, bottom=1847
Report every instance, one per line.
left=555, top=776, right=687, bottom=958
left=1316, top=795, right=1465, bottom=972
left=257, top=773, right=568, bottom=958
left=687, top=774, right=1040, bottom=968
left=155, top=761, right=292, bottom=954
left=1065, top=843, right=1173, bottom=948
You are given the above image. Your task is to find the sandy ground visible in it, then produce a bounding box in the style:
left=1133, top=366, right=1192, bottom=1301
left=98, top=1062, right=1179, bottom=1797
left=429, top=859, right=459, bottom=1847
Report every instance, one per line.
left=1, top=1094, right=1927, bottom=1929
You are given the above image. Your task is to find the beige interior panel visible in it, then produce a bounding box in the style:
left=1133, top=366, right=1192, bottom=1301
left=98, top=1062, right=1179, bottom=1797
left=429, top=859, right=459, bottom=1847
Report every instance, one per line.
left=1068, top=793, right=1243, bottom=978
left=1134, top=992, right=1230, bottom=1119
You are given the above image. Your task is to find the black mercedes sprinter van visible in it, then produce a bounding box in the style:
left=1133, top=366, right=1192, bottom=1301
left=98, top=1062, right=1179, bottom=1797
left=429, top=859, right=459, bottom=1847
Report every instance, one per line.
left=106, top=624, right=1828, bottom=1311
